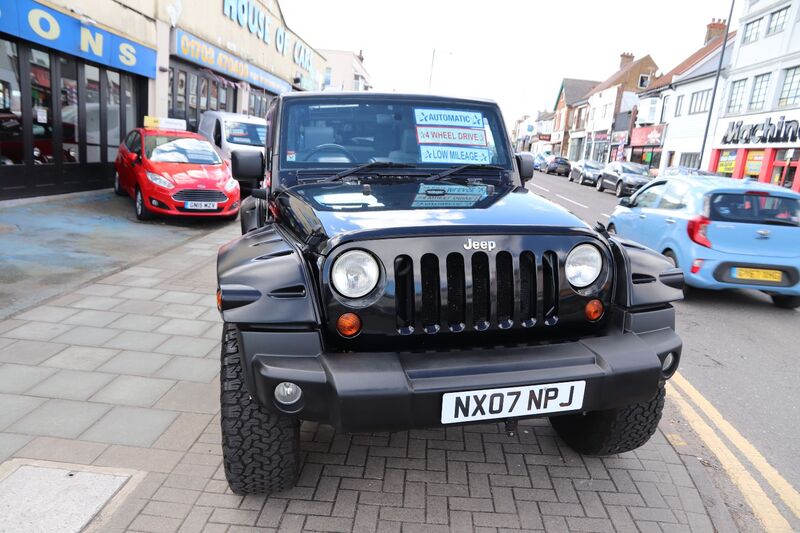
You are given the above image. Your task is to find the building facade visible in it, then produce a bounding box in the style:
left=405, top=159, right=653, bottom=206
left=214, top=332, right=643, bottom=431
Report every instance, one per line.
left=0, top=0, right=325, bottom=200
left=551, top=78, right=598, bottom=159
left=320, top=49, right=371, bottom=92
left=708, top=0, right=800, bottom=192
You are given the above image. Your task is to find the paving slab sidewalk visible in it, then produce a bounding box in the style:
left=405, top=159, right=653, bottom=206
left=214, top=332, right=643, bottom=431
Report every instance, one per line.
left=0, top=225, right=744, bottom=533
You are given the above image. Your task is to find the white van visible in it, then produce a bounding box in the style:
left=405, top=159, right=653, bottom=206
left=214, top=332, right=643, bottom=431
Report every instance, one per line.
left=199, top=111, right=267, bottom=192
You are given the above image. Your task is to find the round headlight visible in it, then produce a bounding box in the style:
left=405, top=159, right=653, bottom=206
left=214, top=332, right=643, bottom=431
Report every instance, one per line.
left=565, top=244, right=603, bottom=288
left=331, top=250, right=380, bottom=298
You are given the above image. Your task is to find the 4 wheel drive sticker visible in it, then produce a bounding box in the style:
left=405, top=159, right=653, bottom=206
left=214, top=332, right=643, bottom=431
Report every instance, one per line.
left=441, top=381, right=585, bottom=424
left=420, top=146, right=491, bottom=164
left=416, top=126, right=487, bottom=146
left=414, top=108, right=484, bottom=127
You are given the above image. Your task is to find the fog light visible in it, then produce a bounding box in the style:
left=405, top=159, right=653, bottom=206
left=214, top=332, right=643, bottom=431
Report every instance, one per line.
left=662, top=352, right=675, bottom=372
left=585, top=299, right=604, bottom=322
left=336, top=312, right=362, bottom=337
left=150, top=198, right=158, bottom=206
left=690, top=259, right=704, bottom=274
left=274, top=382, right=302, bottom=405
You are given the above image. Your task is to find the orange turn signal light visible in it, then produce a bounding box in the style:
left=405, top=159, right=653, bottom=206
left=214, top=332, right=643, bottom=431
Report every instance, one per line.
left=585, top=299, right=604, bottom=322
left=336, top=313, right=362, bottom=338
left=216, top=288, right=223, bottom=312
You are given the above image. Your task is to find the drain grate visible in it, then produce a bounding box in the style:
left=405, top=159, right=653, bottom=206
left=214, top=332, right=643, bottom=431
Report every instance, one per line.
left=0, top=464, right=129, bottom=533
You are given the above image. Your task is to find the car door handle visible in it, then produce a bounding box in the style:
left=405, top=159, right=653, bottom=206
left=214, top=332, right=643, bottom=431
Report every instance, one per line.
left=665, top=218, right=676, bottom=224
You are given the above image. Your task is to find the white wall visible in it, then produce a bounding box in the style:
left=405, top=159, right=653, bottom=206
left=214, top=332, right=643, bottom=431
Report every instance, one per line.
left=586, top=86, right=618, bottom=132
left=660, top=75, right=720, bottom=171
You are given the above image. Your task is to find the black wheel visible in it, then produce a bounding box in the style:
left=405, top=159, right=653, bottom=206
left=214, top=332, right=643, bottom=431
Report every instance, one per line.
left=220, top=324, right=300, bottom=494
left=607, top=223, right=616, bottom=234
left=134, top=188, right=152, bottom=221
left=615, top=181, right=624, bottom=198
left=550, top=385, right=665, bottom=455
left=771, top=294, right=800, bottom=309
left=596, top=177, right=604, bottom=192
left=579, top=174, right=586, bottom=185
left=113, top=171, right=125, bottom=196
left=568, top=172, right=574, bottom=182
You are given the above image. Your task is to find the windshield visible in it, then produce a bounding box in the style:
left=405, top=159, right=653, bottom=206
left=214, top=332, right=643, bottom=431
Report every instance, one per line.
left=622, top=163, right=649, bottom=176
left=225, top=121, right=266, bottom=147
left=709, top=193, right=799, bottom=226
left=145, top=136, right=222, bottom=164
left=280, top=99, right=511, bottom=172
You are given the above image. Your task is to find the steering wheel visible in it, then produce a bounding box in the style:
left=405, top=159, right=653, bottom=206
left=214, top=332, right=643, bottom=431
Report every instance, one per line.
left=303, top=143, right=356, bottom=162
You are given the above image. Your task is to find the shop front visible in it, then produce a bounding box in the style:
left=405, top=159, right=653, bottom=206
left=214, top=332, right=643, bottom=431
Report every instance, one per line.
left=709, top=110, right=800, bottom=191
left=568, top=132, right=585, bottom=161
left=0, top=0, right=155, bottom=200
left=629, top=124, right=664, bottom=171
left=586, top=131, right=609, bottom=163
left=610, top=131, right=628, bottom=162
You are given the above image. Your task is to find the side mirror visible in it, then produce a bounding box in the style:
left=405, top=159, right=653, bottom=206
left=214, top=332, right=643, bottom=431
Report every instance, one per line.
left=231, top=150, right=265, bottom=180
left=127, top=151, right=139, bottom=164
left=516, top=152, right=535, bottom=183
left=618, top=197, right=633, bottom=207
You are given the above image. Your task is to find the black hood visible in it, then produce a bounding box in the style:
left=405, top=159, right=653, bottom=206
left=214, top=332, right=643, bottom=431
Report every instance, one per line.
left=277, top=181, right=592, bottom=252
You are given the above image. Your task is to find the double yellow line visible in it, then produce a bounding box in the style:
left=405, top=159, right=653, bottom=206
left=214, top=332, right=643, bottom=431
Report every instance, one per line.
left=669, top=373, right=799, bottom=532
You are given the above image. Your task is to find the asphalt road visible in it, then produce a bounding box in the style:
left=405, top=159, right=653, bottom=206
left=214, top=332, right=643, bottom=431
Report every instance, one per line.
left=527, top=170, right=800, bottom=498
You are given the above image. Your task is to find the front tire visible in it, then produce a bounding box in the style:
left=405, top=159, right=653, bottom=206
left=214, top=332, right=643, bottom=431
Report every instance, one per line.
left=615, top=181, right=624, bottom=197
left=220, top=324, right=300, bottom=495
left=550, top=385, right=665, bottom=455
left=135, top=188, right=152, bottom=221
left=771, top=294, right=800, bottom=309
left=596, top=178, right=605, bottom=192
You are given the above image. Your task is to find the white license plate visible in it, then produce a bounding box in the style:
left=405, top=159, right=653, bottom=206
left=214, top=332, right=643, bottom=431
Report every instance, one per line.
left=441, top=380, right=585, bottom=424
left=185, top=201, right=217, bottom=210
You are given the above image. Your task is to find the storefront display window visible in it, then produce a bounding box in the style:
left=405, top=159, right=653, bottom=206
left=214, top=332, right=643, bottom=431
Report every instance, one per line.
left=631, top=147, right=662, bottom=170
left=60, top=57, right=79, bottom=163
left=85, top=65, right=101, bottom=163
left=199, top=77, right=208, bottom=111
left=188, top=73, right=198, bottom=129
left=771, top=149, right=798, bottom=190
left=106, top=70, right=121, bottom=161
left=30, top=48, right=53, bottom=165
left=124, top=75, right=136, bottom=137
left=175, top=70, right=186, bottom=119
left=716, top=149, right=737, bottom=176
left=744, top=150, right=764, bottom=176
left=0, top=39, right=23, bottom=165
left=168, top=68, right=173, bottom=111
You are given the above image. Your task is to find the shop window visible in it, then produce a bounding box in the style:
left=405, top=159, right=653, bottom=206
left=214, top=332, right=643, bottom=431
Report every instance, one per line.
left=199, top=77, right=208, bottom=111
left=59, top=57, right=79, bottom=163
left=188, top=73, right=197, bottom=129
left=220, top=84, right=227, bottom=111
left=778, top=66, right=800, bottom=107
left=771, top=149, right=799, bottom=190
left=0, top=39, right=23, bottom=165
left=716, top=149, right=737, bottom=176
left=748, top=73, right=770, bottom=111
left=123, top=75, right=136, bottom=133
left=248, top=92, right=255, bottom=115
left=106, top=70, right=121, bottom=161
left=175, top=70, right=186, bottom=119
left=767, top=7, right=788, bottom=35
left=209, top=81, right=218, bottom=110
left=745, top=150, right=764, bottom=176
left=727, top=79, right=746, bottom=114
left=168, top=68, right=173, bottom=112
left=742, top=18, right=762, bottom=44
left=30, top=48, right=53, bottom=165
left=679, top=152, right=701, bottom=168
left=85, top=65, right=101, bottom=163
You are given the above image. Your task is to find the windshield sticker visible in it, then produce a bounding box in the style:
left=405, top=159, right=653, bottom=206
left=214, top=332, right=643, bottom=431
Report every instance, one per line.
left=420, top=146, right=491, bottom=164
left=286, top=151, right=296, bottom=161
left=414, top=108, right=484, bottom=128
left=416, top=126, right=487, bottom=147
left=411, top=183, right=488, bottom=208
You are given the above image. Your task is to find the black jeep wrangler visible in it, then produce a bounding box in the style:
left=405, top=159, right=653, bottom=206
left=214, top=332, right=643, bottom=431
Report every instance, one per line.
left=217, top=92, right=684, bottom=494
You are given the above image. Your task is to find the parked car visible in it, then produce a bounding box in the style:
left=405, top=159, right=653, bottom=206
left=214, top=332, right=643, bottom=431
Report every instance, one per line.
left=114, top=127, right=240, bottom=221
left=542, top=155, right=571, bottom=176
left=198, top=111, right=267, bottom=192
left=217, top=91, right=684, bottom=494
left=608, top=176, right=800, bottom=308
left=662, top=166, right=721, bottom=177
left=597, top=161, right=652, bottom=197
left=533, top=153, right=547, bottom=170
left=569, top=159, right=605, bottom=185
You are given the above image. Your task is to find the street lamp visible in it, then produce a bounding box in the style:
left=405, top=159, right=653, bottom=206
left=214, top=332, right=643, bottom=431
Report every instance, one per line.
left=698, top=0, right=736, bottom=170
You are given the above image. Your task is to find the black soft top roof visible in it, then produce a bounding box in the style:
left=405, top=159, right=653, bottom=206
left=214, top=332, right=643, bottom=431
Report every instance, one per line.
left=279, top=91, right=498, bottom=106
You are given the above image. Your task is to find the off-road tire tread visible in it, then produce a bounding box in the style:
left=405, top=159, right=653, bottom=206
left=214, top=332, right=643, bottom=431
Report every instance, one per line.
left=220, top=324, right=300, bottom=494
left=550, top=385, right=665, bottom=456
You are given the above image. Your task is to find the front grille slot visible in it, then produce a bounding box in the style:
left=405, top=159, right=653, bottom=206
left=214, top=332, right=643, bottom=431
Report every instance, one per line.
left=471, top=252, right=490, bottom=329
left=172, top=189, right=228, bottom=203
left=392, top=247, right=564, bottom=334
left=420, top=254, right=440, bottom=331
left=394, top=255, right=415, bottom=331
left=542, top=251, right=559, bottom=324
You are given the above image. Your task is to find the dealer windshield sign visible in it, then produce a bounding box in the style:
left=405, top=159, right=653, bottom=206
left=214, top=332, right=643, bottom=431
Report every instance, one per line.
left=721, top=115, right=800, bottom=145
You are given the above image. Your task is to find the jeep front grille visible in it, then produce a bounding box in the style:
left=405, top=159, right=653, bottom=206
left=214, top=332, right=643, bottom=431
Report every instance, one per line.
left=393, top=250, right=559, bottom=334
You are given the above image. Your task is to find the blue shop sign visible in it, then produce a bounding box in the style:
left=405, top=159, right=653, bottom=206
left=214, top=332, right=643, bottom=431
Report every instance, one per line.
left=172, top=29, right=292, bottom=94
left=0, top=0, right=157, bottom=78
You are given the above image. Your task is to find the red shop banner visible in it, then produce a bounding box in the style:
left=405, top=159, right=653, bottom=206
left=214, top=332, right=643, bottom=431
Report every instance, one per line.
left=630, top=124, right=665, bottom=147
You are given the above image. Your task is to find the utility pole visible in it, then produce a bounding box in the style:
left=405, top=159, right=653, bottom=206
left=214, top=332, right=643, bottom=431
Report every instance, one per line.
left=698, top=0, right=736, bottom=170
left=427, top=49, right=437, bottom=92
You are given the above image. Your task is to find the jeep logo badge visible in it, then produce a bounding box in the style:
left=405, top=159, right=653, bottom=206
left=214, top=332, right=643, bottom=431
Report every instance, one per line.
left=463, top=238, right=496, bottom=251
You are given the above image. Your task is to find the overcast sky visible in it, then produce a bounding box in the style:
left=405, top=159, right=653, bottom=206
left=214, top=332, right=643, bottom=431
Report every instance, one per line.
left=282, top=0, right=739, bottom=128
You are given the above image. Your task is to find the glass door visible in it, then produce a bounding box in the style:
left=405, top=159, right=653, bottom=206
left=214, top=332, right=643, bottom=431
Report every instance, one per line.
left=770, top=149, right=799, bottom=190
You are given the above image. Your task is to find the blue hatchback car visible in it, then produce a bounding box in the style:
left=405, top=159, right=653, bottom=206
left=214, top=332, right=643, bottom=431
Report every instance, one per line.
left=608, top=176, right=800, bottom=308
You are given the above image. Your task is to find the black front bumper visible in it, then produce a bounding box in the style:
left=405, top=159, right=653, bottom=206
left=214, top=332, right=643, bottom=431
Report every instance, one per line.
left=238, top=307, right=681, bottom=432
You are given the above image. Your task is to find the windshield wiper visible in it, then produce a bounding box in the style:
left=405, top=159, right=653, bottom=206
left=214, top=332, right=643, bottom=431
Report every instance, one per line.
left=426, top=164, right=505, bottom=183
left=326, top=161, right=415, bottom=182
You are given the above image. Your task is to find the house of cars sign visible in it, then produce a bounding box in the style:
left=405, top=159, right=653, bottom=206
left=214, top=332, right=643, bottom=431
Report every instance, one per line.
left=721, top=114, right=800, bottom=146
